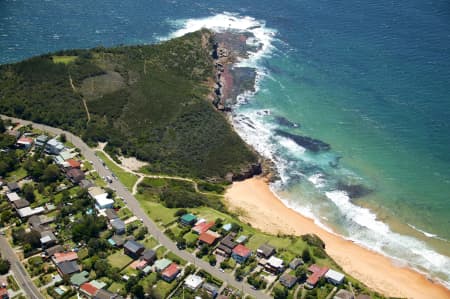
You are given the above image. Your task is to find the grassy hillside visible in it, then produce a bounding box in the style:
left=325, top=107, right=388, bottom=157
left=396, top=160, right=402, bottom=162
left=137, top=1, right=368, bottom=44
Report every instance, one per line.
left=0, top=30, right=258, bottom=180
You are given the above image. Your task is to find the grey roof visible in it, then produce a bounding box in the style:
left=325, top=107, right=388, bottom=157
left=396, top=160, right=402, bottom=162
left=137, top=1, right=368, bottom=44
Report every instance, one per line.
left=220, top=234, right=237, bottom=249
left=57, top=260, right=80, bottom=275
left=334, top=289, right=355, bottom=299
left=94, top=289, right=119, bottom=299
left=45, top=245, right=64, bottom=256
left=280, top=273, right=297, bottom=288
left=13, top=199, right=30, bottom=209
left=111, top=219, right=125, bottom=231
left=257, top=243, right=276, bottom=257
left=80, top=179, right=95, bottom=189
left=7, top=182, right=19, bottom=191
left=289, top=258, right=303, bottom=269
left=124, top=240, right=144, bottom=254
left=105, top=209, right=118, bottom=220
left=203, top=282, right=219, bottom=293
left=216, top=244, right=232, bottom=255
left=141, top=249, right=156, bottom=262
left=111, top=235, right=125, bottom=246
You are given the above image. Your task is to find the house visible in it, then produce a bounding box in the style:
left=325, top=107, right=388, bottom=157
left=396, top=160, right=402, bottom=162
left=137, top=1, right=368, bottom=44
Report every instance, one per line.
left=123, top=240, right=145, bottom=259
left=141, top=265, right=152, bottom=276
left=94, top=193, right=114, bottom=210
left=70, top=271, right=89, bottom=287
left=264, top=256, right=284, bottom=274
left=192, top=221, right=215, bottom=234
left=198, top=230, right=221, bottom=246
left=235, top=235, right=248, bottom=244
left=17, top=206, right=45, bottom=218
left=222, top=223, right=232, bottom=232
left=94, top=289, right=123, bottom=299
left=203, top=282, right=219, bottom=298
left=289, top=258, right=303, bottom=270
left=66, top=168, right=85, bottom=184
left=141, top=249, right=156, bottom=264
left=88, top=186, right=105, bottom=198
left=279, top=273, right=297, bottom=288
left=110, top=218, right=125, bottom=235
left=52, top=251, right=78, bottom=264
left=45, top=245, right=64, bottom=257
left=66, top=159, right=81, bottom=169
left=215, top=233, right=237, bottom=257
left=334, top=289, right=354, bottom=299
left=45, top=138, right=64, bottom=155
left=56, top=260, right=80, bottom=277
left=325, top=269, right=345, bottom=285
left=305, top=264, right=329, bottom=289
left=59, top=148, right=77, bottom=161
left=0, top=287, right=8, bottom=299
left=28, top=215, right=55, bottom=233
left=40, top=231, right=57, bottom=248
left=7, top=182, right=19, bottom=193
left=12, top=199, right=30, bottom=209
left=16, top=136, right=33, bottom=149
left=161, top=263, right=180, bottom=282
left=130, top=260, right=148, bottom=271
left=231, top=244, right=252, bottom=264
left=180, top=213, right=197, bottom=226
left=104, top=209, right=118, bottom=220
left=109, top=235, right=125, bottom=248
left=90, top=280, right=107, bottom=290
left=154, top=258, right=172, bottom=272
left=355, top=295, right=371, bottom=299
left=6, top=192, right=20, bottom=202
left=80, top=282, right=98, bottom=298
left=184, top=274, right=203, bottom=291
left=80, top=179, right=95, bottom=189
left=34, top=135, right=48, bottom=148
left=257, top=244, right=276, bottom=259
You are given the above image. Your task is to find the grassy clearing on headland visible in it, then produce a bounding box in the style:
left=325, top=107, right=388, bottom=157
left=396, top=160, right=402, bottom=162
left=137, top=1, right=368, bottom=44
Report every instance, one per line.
left=52, top=55, right=78, bottom=64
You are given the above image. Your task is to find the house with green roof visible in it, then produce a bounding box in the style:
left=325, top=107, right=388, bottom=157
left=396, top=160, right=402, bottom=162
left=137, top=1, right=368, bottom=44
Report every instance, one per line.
left=180, top=213, right=197, bottom=226
left=70, top=271, right=89, bottom=287
left=154, top=258, right=172, bottom=272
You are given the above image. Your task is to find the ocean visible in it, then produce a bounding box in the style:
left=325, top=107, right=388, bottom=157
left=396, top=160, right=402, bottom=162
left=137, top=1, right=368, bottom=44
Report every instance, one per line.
left=1, top=0, right=449, bottom=288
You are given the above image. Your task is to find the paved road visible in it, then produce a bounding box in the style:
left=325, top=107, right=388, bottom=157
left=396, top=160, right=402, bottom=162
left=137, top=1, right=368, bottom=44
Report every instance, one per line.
left=0, top=236, right=44, bottom=299
left=1, top=115, right=272, bottom=299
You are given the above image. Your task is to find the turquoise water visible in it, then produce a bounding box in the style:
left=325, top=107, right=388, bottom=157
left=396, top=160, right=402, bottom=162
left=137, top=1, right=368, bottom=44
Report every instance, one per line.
left=1, top=0, right=449, bottom=287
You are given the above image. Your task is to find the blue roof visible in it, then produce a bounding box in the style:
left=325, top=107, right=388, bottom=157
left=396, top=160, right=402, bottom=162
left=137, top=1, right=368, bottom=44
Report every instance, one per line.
left=223, top=223, right=232, bottom=231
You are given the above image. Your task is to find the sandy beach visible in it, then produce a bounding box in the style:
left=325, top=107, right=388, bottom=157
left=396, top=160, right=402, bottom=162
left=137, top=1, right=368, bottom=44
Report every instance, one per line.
left=225, top=177, right=450, bottom=299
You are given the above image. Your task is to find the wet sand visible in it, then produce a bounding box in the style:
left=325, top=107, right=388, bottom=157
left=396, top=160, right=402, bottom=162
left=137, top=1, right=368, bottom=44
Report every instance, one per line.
left=225, top=176, right=450, bottom=299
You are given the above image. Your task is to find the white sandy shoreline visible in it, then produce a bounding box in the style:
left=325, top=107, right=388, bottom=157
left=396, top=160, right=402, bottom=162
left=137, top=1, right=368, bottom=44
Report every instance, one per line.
left=225, top=176, right=450, bottom=299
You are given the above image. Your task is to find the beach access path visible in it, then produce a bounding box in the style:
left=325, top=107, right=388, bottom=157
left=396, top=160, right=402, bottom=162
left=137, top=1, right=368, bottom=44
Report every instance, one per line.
left=0, top=115, right=271, bottom=299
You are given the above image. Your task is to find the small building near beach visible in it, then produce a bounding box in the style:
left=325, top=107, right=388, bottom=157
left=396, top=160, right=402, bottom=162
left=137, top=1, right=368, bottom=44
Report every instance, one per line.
left=334, top=289, right=355, bottom=299
left=325, top=269, right=345, bottom=285
left=161, top=263, right=180, bottom=282
left=280, top=273, right=297, bottom=289
left=257, top=244, right=276, bottom=259
left=306, top=264, right=329, bottom=289
left=231, top=244, right=252, bottom=263
left=180, top=213, right=197, bottom=226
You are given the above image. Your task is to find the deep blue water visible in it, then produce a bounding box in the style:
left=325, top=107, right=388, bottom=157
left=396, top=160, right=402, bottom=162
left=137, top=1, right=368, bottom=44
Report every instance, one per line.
left=1, top=0, right=449, bottom=286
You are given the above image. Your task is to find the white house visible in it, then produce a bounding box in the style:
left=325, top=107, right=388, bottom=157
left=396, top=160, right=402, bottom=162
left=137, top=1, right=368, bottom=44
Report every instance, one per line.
left=184, top=274, right=203, bottom=291
left=6, top=192, right=21, bottom=202
left=94, top=193, right=114, bottom=210
left=325, top=269, right=345, bottom=285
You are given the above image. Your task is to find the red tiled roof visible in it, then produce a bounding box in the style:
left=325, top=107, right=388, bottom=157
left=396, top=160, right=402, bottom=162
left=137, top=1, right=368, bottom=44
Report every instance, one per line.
left=232, top=244, right=251, bottom=257
left=66, top=159, right=81, bottom=168
left=17, top=137, right=33, bottom=144
left=53, top=251, right=78, bottom=264
left=161, top=263, right=180, bottom=278
left=0, top=288, right=7, bottom=296
left=306, top=264, right=329, bottom=286
left=80, top=282, right=98, bottom=296
left=198, top=230, right=221, bottom=245
left=193, top=221, right=215, bottom=234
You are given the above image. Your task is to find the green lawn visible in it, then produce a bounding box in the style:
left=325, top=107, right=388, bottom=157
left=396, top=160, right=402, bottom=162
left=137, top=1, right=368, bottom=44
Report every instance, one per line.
left=52, top=55, right=78, bottom=64
left=142, top=237, right=159, bottom=249
left=96, top=151, right=138, bottom=190
left=117, top=207, right=133, bottom=220
left=6, top=167, right=27, bottom=181
left=107, top=251, right=133, bottom=270
left=136, top=195, right=177, bottom=227
left=156, top=246, right=167, bottom=259
left=108, top=282, right=125, bottom=293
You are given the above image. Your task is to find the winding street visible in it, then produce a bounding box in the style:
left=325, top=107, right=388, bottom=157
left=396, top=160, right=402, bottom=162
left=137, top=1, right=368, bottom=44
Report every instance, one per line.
left=1, top=115, right=272, bottom=299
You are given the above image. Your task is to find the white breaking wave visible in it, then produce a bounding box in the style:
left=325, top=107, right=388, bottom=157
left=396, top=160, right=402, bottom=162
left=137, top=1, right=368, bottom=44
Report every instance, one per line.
left=407, top=223, right=448, bottom=241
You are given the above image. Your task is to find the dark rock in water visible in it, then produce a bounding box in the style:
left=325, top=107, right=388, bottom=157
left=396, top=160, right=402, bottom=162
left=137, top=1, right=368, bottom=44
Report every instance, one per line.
left=337, top=182, right=373, bottom=199
left=275, top=129, right=330, bottom=152
left=274, top=116, right=300, bottom=128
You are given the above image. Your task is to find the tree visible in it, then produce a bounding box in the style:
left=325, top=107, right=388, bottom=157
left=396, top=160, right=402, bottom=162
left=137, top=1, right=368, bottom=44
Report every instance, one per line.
left=23, top=231, right=41, bottom=249
left=208, top=255, right=217, bottom=266
left=72, top=215, right=106, bottom=242
left=302, top=248, right=311, bottom=263
left=131, top=284, right=144, bottom=299
left=295, top=266, right=307, bottom=282
left=134, top=226, right=148, bottom=240
left=23, top=184, right=35, bottom=203
left=0, top=118, right=5, bottom=133
left=41, top=164, right=60, bottom=183
left=234, top=267, right=244, bottom=281
left=273, top=285, right=288, bottom=299
left=0, top=258, right=10, bottom=274
left=60, top=133, right=67, bottom=143
left=174, top=208, right=187, bottom=217
left=94, top=259, right=109, bottom=277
